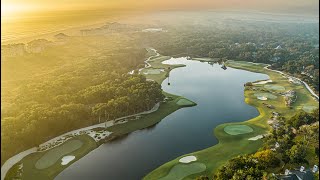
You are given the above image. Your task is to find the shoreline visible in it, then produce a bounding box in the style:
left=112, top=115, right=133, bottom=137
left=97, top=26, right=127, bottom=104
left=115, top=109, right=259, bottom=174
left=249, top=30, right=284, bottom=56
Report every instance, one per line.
left=1, top=103, right=160, bottom=180
left=2, top=48, right=194, bottom=180
left=144, top=59, right=319, bottom=179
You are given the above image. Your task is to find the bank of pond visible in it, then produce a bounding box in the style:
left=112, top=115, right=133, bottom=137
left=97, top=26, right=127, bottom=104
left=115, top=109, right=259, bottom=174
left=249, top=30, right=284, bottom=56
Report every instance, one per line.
left=4, top=56, right=318, bottom=180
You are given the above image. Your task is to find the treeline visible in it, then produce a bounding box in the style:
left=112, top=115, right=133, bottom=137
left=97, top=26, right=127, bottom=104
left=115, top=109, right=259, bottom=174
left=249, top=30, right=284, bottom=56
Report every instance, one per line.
left=1, top=35, right=164, bottom=165
left=196, top=109, right=319, bottom=180
left=146, top=21, right=319, bottom=92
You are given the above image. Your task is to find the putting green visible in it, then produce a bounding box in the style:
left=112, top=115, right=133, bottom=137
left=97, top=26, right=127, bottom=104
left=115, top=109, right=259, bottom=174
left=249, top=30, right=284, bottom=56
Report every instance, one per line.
left=144, top=69, right=163, bottom=75
left=253, top=93, right=277, bottom=100
left=158, top=162, right=206, bottom=180
left=302, top=105, right=317, bottom=113
left=224, top=125, right=253, bottom=135
left=176, top=98, right=195, bottom=106
left=264, top=84, right=285, bottom=91
left=35, top=140, right=83, bottom=169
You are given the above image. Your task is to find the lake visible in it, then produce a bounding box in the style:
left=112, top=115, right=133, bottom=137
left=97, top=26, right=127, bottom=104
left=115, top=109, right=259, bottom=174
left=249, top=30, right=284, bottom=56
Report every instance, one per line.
left=55, top=57, right=269, bottom=180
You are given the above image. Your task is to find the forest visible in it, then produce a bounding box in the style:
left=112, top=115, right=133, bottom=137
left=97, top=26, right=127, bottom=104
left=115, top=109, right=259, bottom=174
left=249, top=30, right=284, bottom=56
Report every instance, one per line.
left=143, top=20, right=319, bottom=93
left=1, top=34, right=164, bottom=165
left=2, top=15, right=319, bottom=170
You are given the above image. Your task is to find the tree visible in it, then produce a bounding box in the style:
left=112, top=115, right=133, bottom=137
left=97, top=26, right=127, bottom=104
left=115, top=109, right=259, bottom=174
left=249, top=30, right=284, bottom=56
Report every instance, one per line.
left=287, top=144, right=307, bottom=163
left=253, top=149, right=280, bottom=168
left=195, top=175, right=210, bottom=180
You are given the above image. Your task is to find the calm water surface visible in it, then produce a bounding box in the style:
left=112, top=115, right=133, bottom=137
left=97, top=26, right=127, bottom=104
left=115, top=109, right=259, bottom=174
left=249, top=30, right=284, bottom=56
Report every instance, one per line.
left=56, top=58, right=269, bottom=180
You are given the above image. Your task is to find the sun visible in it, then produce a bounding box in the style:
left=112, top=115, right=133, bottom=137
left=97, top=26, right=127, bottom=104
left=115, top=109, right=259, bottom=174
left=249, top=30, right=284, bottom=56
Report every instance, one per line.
left=1, top=2, right=32, bottom=17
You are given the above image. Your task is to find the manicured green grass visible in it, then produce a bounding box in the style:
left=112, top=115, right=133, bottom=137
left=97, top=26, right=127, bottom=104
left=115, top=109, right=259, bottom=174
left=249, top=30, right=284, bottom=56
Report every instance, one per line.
left=224, top=125, right=254, bottom=135
left=5, top=135, right=97, bottom=180
left=192, top=57, right=219, bottom=62
left=264, top=84, right=286, bottom=91
left=158, top=162, right=206, bottom=180
left=143, top=55, right=185, bottom=84
left=107, top=94, right=196, bottom=137
left=176, top=98, right=197, bottom=107
left=142, top=68, right=163, bottom=74
left=35, top=140, right=83, bottom=169
left=149, top=56, right=171, bottom=62
left=144, top=60, right=318, bottom=180
left=302, top=105, right=318, bottom=113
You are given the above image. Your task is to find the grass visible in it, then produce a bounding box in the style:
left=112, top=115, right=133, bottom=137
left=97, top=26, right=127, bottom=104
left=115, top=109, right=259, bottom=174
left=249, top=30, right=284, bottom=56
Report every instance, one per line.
left=158, top=162, right=206, bottom=180
left=35, top=140, right=83, bottom=169
left=107, top=93, right=196, bottom=137
left=192, top=57, right=219, bottom=62
left=149, top=56, right=171, bottom=62
left=144, top=60, right=318, bottom=180
left=176, top=98, right=197, bottom=107
left=143, top=55, right=185, bottom=84
left=302, top=105, right=318, bottom=113
left=264, top=84, right=286, bottom=91
left=142, top=68, right=163, bottom=75
left=224, top=125, right=254, bottom=135
left=5, top=135, right=97, bottom=180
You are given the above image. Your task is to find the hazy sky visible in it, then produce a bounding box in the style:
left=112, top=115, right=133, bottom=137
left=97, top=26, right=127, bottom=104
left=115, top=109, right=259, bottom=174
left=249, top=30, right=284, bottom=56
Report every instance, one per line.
left=2, top=0, right=319, bottom=17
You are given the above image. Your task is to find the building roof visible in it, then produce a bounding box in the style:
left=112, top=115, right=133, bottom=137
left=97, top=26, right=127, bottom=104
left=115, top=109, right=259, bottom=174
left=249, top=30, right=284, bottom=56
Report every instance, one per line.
left=278, top=170, right=314, bottom=180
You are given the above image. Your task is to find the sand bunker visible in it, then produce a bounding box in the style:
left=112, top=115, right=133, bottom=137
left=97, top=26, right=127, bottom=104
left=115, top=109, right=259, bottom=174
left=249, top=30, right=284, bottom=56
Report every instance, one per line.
left=35, top=140, right=83, bottom=169
left=142, top=28, right=167, bottom=32
left=61, top=155, right=75, bottom=165
left=253, top=80, right=272, bottom=85
left=257, top=96, right=268, bottom=101
left=179, top=156, right=197, bottom=163
left=264, top=85, right=285, bottom=91
left=302, top=105, right=318, bottom=113
left=254, top=93, right=277, bottom=100
left=248, top=135, right=264, bottom=141
left=224, top=125, right=253, bottom=135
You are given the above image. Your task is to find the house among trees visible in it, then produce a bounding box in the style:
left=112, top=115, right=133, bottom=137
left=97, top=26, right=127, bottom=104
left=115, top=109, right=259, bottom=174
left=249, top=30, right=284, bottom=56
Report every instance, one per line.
left=1, top=43, right=26, bottom=57
left=275, top=45, right=282, bottom=49
left=80, top=22, right=134, bottom=36
left=54, top=33, right=69, bottom=40
left=26, top=39, right=53, bottom=53
left=54, top=33, right=69, bottom=45
left=277, top=166, right=317, bottom=180
left=271, top=56, right=281, bottom=62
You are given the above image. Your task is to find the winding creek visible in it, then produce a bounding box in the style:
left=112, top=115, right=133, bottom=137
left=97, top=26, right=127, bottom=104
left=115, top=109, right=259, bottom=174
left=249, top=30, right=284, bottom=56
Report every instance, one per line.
left=56, top=57, right=268, bottom=180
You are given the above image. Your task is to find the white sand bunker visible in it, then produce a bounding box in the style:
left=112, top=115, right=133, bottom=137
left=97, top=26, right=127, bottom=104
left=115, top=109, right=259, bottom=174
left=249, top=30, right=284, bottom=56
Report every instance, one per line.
left=253, top=80, right=272, bottom=85
left=61, top=155, right=75, bottom=165
left=257, top=96, right=268, bottom=101
left=179, top=156, right=197, bottom=163
left=254, top=93, right=277, bottom=100
left=248, top=135, right=264, bottom=141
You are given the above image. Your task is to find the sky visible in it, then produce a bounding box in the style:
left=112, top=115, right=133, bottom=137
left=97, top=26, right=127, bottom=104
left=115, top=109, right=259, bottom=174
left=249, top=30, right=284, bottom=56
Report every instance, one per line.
left=2, top=0, right=319, bottom=17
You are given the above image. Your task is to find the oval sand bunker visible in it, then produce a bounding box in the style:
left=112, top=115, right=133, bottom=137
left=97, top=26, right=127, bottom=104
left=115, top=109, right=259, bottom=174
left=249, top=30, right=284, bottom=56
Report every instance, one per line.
left=257, top=96, right=268, bottom=101
left=179, top=156, right=197, bottom=163
left=61, top=155, right=75, bottom=165
left=254, top=93, right=277, bottom=100
left=224, top=125, right=253, bottom=135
